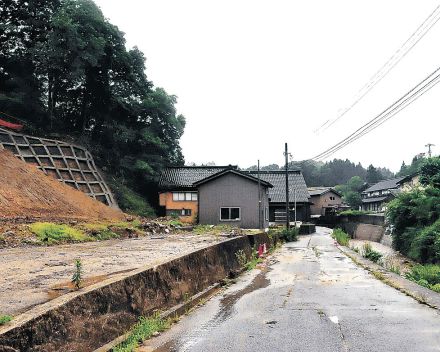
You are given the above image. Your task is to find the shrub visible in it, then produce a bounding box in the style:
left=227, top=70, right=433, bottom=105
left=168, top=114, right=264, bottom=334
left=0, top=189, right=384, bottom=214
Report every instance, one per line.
left=81, top=223, right=120, bottom=241
left=108, top=180, right=156, bottom=218
left=332, top=228, right=349, bottom=246
left=362, top=242, right=383, bottom=263
left=387, top=187, right=440, bottom=261
left=407, top=220, right=440, bottom=263
left=405, top=264, right=440, bottom=286
left=30, top=223, right=92, bottom=244
left=339, top=210, right=369, bottom=216
left=0, top=315, right=12, bottom=325
left=235, top=249, right=247, bottom=268
left=71, top=259, right=83, bottom=289
left=279, top=227, right=299, bottom=242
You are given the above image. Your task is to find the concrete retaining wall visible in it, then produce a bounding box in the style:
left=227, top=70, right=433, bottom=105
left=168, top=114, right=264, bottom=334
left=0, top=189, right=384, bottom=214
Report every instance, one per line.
left=0, top=233, right=276, bottom=352
left=314, top=214, right=386, bottom=242
left=0, top=127, right=116, bottom=207
left=337, top=214, right=385, bottom=242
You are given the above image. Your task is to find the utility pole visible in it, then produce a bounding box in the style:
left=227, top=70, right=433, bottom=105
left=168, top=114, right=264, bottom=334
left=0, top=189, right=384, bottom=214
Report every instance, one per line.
left=284, top=143, right=290, bottom=230
left=425, top=143, right=435, bottom=158
left=257, top=160, right=262, bottom=229
left=294, top=188, right=297, bottom=226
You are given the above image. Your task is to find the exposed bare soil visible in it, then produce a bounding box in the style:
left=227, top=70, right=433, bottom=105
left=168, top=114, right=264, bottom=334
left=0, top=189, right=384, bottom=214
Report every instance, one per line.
left=0, top=149, right=124, bottom=221
left=0, top=233, right=225, bottom=317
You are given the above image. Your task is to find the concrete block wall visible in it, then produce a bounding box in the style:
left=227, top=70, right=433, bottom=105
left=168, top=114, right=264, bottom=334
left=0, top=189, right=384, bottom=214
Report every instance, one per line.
left=0, top=127, right=117, bottom=208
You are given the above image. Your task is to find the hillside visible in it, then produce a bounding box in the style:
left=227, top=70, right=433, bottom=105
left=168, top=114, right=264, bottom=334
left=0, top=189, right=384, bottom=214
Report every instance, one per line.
left=0, top=150, right=125, bottom=221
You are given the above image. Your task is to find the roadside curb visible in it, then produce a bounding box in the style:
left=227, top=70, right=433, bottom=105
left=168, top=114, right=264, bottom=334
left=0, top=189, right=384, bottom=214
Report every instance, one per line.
left=94, top=282, right=223, bottom=352
left=338, top=245, right=440, bottom=311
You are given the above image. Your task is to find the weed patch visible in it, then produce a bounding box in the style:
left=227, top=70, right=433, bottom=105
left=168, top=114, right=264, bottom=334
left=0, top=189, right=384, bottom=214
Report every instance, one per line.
left=113, top=314, right=171, bottom=352
left=30, top=222, right=92, bottom=244
left=405, top=264, right=440, bottom=293
left=332, top=228, right=349, bottom=246
left=362, top=243, right=383, bottom=263
left=0, top=315, right=12, bottom=325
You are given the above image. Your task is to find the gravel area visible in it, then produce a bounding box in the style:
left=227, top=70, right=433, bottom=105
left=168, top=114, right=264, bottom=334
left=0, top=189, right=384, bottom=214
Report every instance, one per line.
left=0, top=233, right=227, bottom=316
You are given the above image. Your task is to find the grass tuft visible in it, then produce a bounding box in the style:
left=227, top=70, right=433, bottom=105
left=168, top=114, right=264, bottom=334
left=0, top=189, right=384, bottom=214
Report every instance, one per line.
left=30, top=222, right=92, bottom=244
left=113, top=314, right=170, bottom=352
left=332, top=228, right=350, bottom=246
left=0, top=315, right=12, bottom=325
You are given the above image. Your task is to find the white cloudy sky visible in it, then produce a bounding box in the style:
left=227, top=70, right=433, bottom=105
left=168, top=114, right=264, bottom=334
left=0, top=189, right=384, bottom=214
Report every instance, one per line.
left=94, top=0, right=440, bottom=172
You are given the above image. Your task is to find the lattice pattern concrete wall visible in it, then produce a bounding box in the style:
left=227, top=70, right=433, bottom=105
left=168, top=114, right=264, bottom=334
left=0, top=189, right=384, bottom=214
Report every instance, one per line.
left=0, top=127, right=117, bottom=207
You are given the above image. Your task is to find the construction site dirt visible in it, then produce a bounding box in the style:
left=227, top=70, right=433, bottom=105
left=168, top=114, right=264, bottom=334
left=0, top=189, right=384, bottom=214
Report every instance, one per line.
left=0, top=149, right=124, bottom=221
left=0, top=233, right=225, bottom=317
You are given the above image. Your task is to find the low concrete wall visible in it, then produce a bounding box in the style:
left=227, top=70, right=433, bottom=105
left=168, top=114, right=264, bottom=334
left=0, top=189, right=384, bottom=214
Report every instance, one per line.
left=338, top=215, right=385, bottom=242
left=0, top=233, right=276, bottom=352
left=314, top=214, right=386, bottom=242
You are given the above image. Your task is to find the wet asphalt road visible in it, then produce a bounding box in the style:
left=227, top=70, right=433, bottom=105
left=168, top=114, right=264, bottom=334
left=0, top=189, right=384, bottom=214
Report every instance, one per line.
left=143, top=227, right=440, bottom=352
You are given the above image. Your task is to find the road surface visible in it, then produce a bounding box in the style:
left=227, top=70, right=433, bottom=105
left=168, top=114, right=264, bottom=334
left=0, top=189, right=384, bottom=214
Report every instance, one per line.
left=143, top=227, right=440, bottom=352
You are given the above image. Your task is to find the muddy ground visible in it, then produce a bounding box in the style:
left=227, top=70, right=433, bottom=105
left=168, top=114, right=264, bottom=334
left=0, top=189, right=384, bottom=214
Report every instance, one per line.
left=0, top=233, right=226, bottom=317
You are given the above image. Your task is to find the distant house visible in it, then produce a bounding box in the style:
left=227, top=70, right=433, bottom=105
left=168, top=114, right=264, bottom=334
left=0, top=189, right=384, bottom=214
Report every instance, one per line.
left=194, top=169, right=272, bottom=228
left=396, top=173, right=421, bottom=192
left=361, top=177, right=405, bottom=212
left=245, top=170, right=310, bottom=223
left=158, top=166, right=311, bottom=226
left=308, top=187, right=344, bottom=216
left=159, top=166, right=234, bottom=223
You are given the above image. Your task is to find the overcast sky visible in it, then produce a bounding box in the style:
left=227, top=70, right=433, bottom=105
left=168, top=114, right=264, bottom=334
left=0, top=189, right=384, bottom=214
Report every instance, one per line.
left=94, top=0, right=440, bottom=172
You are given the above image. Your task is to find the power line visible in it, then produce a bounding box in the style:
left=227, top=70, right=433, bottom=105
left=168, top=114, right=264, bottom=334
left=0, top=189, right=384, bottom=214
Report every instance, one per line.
left=311, top=66, right=440, bottom=160
left=314, top=4, right=440, bottom=134
left=314, top=70, right=440, bottom=160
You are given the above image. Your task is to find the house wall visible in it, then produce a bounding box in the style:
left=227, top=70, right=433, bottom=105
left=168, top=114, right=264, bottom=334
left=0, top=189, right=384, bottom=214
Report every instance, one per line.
left=310, top=192, right=343, bottom=216
left=269, top=203, right=310, bottom=223
left=159, top=192, right=198, bottom=223
left=198, top=173, right=269, bottom=228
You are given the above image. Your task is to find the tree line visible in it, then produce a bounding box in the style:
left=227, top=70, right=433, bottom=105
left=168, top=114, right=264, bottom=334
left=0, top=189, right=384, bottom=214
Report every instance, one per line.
left=246, top=159, right=393, bottom=187
left=0, top=0, right=185, bottom=214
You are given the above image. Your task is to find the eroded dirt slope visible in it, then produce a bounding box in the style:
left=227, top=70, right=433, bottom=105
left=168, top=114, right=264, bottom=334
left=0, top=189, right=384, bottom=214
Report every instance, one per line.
left=0, top=149, right=124, bottom=221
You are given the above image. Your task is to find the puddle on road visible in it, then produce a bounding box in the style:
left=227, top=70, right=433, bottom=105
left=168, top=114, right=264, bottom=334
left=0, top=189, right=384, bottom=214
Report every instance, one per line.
left=153, top=269, right=271, bottom=352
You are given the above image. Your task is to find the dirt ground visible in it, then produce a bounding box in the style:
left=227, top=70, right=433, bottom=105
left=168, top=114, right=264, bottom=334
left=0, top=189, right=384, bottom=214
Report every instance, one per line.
left=0, top=149, right=124, bottom=221
left=0, top=233, right=226, bottom=317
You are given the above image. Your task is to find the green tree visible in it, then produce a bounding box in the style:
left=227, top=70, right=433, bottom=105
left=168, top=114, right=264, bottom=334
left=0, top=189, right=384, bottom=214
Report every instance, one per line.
left=366, top=165, right=383, bottom=184
left=0, top=0, right=186, bottom=214
left=420, top=157, right=440, bottom=188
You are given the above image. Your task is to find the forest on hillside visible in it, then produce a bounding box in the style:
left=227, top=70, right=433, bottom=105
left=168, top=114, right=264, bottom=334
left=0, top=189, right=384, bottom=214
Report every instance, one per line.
left=0, top=0, right=185, bottom=215
left=246, top=159, right=394, bottom=187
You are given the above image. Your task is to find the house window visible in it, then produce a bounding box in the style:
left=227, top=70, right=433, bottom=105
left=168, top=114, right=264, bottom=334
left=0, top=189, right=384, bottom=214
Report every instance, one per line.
left=172, top=192, right=197, bottom=201
left=168, top=209, right=192, bottom=217
left=265, top=207, right=269, bottom=221
left=220, top=207, right=241, bottom=221
left=330, top=196, right=335, bottom=200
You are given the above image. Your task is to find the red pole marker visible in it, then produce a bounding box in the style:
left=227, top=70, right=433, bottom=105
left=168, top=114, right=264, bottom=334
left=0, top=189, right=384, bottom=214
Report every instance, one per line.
left=258, top=244, right=264, bottom=258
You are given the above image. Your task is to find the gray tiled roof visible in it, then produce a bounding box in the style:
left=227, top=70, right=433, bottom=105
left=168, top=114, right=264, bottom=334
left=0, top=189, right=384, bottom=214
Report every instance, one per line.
left=194, top=169, right=273, bottom=188
left=361, top=196, right=390, bottom=203
left=159, top=167, right=310, bottom=203
left=159, top=166, right=237, bottom=189
left=363, top=177, right=405, bottom=193
left=307, top=187, right=341, bottom=197
left=245, top=171, right=310, bottom=203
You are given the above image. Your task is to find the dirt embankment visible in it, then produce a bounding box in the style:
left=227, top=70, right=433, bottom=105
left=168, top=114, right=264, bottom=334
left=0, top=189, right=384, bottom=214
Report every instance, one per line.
left=0, top=149, right=124, bottom=221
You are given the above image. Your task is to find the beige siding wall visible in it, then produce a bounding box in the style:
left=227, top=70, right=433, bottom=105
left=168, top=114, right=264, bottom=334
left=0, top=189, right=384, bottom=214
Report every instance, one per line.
left=310, top=192, right=342, bottom=216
